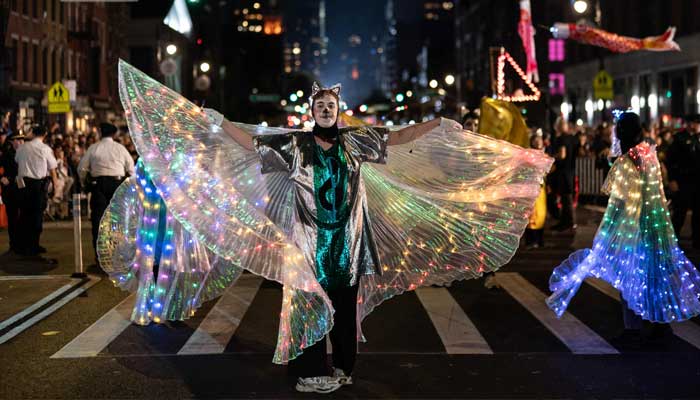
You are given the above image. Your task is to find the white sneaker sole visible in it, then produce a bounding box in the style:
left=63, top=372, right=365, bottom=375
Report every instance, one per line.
left=295, top=383, right=342, bottom=394
left=337, top=377, right=353, bottom=386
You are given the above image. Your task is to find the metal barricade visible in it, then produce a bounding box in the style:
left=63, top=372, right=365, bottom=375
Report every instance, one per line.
left=575, top=157, right=606, bottom=196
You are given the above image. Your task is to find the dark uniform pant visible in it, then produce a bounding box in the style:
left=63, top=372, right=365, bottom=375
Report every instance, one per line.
left=288, top=284, right=359, bottom=378
left=17, top=178, right=49, bottom=255
left=1, top=184, right=21, bottom=252
left=671, top=187, right=700, bottom=247
left=90, top=176, right=123, bottom=260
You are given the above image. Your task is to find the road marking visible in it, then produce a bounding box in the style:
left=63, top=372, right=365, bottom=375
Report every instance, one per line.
left=0, top=277, right=101, bottom=345
left=0, top=282, right=76, bottom=331
left=496, top=273, right=618, bottom=354
left=0, top=275, right=76, bottom=281
left=415, top=287, right=493, bottom=354
left=586, top=277, right=700, bottom=350
left=51, top=292, right=135, bottom=358
left=178, top=275, right=263, bottom=355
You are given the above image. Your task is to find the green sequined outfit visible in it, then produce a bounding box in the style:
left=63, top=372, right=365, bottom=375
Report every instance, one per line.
left=313, top=142, right=352, bottom=290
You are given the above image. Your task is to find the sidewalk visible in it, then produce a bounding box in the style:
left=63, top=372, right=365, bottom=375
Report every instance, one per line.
left=0, top=218, right=101, bottom=344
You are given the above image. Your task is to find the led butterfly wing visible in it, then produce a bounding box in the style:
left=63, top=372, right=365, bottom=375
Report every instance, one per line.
left=118, top=60, right=333, bottom=363
left=98, top=161, right=243, bottom=324
left=548, top=143, right=700, bottom=322
left=357, top=128, right=554, bottom=324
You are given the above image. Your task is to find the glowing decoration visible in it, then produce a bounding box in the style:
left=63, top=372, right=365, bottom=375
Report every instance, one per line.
left=548, top=73, right=565, bottom=95
left=551, top=23, right=680, bottom=53
left=547, top=142, right=700, bottom=322
left=117, top=59, right=553, bottom=364
left=517, top=0, right=539, bottom=83
left=163, top=0, right=193, bottom=37
left=548, top=39, right=565, bottom=61
left=97, top=161, right=243, bottom=325
left=494, top=48, right=541, bottom=102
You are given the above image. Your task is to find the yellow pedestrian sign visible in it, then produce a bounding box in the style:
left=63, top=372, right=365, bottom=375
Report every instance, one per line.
left=47, top=82, right=71, bottom=113
left=593, top=70, right=613, bottom=100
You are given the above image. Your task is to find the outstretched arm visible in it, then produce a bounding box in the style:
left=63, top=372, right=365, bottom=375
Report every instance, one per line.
left=222, top=119, right=255, bottom=151
left=387, top=117, right=462, bottom=146
left=204, top=108, right=255, bottom=151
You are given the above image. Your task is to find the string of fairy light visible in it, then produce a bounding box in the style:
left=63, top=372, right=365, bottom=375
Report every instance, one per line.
left=548, top=142, right=700, bottom=322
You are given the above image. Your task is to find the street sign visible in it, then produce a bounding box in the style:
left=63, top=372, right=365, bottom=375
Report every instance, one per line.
left=593, top=70, right=613, bottom=100
left=249, top=94, right=281, bottom=103
left=47, top=82, right=71, bottom=113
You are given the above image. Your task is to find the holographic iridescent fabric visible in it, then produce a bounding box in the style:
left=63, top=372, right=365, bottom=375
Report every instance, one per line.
left=97, top=161, right=243, bottom=325
left=547, top=142, right=700, bottom=322
left=116, top=60, right=553, bottom=363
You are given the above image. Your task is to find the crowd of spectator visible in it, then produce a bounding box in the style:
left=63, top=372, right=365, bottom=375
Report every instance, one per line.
left=1, top=121, right=138, bottom=221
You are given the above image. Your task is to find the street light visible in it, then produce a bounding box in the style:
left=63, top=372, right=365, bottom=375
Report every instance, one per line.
left=296, top=90, right=304, bottom=97
left=444, top=74, right=455, bottom=86
left=429, top=79, right=438, bottom=89
left=166, top=44, right=177, bottom=55
left=395, top=93, right=405, bottom=102
left=572, top=0, right=588, bottom=14
left=199, top=62, right=211, bottom=73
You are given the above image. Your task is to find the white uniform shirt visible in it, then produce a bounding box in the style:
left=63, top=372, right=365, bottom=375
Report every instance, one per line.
left=15, top=138, right=58, bottom=180
left=78, top=137, right=135, bottom=183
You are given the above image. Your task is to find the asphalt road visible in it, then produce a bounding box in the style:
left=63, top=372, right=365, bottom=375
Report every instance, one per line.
left=1, top=210, right=700, bottom=399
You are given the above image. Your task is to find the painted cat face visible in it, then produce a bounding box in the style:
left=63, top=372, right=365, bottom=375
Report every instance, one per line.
left=312, top=93, right=339, bottom=128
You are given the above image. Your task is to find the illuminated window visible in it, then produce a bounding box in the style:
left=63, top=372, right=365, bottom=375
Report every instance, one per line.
left=264, top=16, right=283, bottom=35
left=548, top=39, right=565, bottom=61
left=549, top=73, right=565, bottom=95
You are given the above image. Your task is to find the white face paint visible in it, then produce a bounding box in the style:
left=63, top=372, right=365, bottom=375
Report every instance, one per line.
left=312, top=93, right=338, bottom=128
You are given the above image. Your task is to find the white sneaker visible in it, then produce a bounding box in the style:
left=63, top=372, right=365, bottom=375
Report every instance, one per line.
left=295, top=376, right=342, bottom=394
left=332, top=367, right=353, bottom=385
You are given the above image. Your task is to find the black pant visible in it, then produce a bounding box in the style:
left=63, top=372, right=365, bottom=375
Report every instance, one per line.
left=559, top=194, right=576, bottom=228
left=89, top=176, right=123, bottom=259
left=17, top=178, right=49, bottom=255
left=525, top=228, right=544, bottom=247
left=288, top=284, right=359, bottom=378
left=1, top=184, right=21, bottom=252
left=671, top=188, right=700, bottom=247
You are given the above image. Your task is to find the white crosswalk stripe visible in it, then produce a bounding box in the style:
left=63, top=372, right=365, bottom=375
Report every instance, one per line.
left=51, top=272, right=700, bottom=358
left=585, top=277, right=700, bottom=350
left=51, top=294, right=135, bottom=358
left=178, top=275, right=263, bottom=355
left=415, top=287, right=493, bottom=354
left=496, top=273, right=618, bottom=354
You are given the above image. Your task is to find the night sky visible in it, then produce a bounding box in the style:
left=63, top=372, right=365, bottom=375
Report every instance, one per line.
left=322, top=0, right=423, bottom=106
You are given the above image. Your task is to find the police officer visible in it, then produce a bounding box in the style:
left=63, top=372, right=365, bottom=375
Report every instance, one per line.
left=0, top=131, right=25, bottom=254
left=15, top=125, right=58, bottom=259
left=78, top=123, right=135, bottom=264
left=666, top=114, right=700, bottom=249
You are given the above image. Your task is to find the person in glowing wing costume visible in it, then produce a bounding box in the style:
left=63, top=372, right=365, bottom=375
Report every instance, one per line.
left=547, top=112, right=700, bottom=333
left=97, top=160, right=243, bottom=325
left=116, top=60, right=552, bottom=393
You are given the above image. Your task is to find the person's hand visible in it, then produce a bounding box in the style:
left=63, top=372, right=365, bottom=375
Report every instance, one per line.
left=668, top=180, right=679, bottom=192
left=439, top=117, right=463, bottom=132
left=0, top=177, right=8, bottom=186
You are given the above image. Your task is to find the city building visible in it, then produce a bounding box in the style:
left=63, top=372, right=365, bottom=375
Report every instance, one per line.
left=3, top=0, right=128, bottom=133
left=561, top=0, right=700, bottom=125
left=125, top=0, right=194, bottom=101
left=224, top=0, right=285, bottom=123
